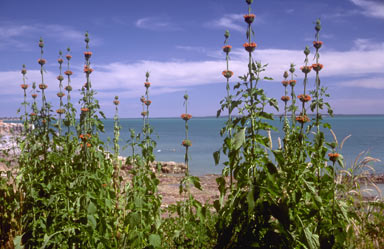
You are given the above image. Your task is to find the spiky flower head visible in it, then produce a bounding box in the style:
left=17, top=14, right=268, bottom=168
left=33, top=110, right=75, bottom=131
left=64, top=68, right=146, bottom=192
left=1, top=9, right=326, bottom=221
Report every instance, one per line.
left=182, top=139, right=192, bottom=147
left=296, top=115, right=310, bottom=124
left=39, top=37, right=44, bottom=48
left=328, top=153, right=340, bottom=163
left=222, top=70, right=234, bottom=79
left=85, top=32, right=90, bottom=44
left=222, top=45, right=232, bottom=53
left=304, top=46, right=310, bottom=56
left=181, top=113, right=192, bottom=121
left=113, top=96, right=120, bottom=105
left=283, top=71, right=289, bottom=79
left=244, top=14, right=255, bottom=24
left=224, top=30, right=230, bottom=39
left=184, top=92, right=189, bottom=101
left=21, top=64, right=27, bottom=75
left=313, top=41, right=323, bottom=49
left=315, top=19, right=321, bottom=32
left=289, top=63, right=295, bottom=73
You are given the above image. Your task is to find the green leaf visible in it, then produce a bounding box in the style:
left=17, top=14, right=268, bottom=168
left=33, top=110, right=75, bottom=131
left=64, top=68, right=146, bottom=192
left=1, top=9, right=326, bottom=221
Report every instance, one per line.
left=87, top=201, right=97, bottom=215
left=13, top=235, right=23, bottom=249
left=87, top=214, right=97, bottom=229
left=233, top=128, right=245, bottom=150
left=190, top=176, right=202, bottom=190
left=149, top=234, right=161, bottom=248
left=213, top=150, right=220, bottom=165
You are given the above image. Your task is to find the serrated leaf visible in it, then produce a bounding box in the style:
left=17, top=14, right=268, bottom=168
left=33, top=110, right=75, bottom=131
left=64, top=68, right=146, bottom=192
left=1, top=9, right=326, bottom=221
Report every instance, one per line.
left=233, top=128, right=245, bottom=150
left=149, top=234, right=161, bottom=248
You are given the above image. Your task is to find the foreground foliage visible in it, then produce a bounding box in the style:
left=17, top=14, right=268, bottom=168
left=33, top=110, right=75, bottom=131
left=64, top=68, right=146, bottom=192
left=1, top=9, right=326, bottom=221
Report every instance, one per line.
left=0, top=0, right=383, bottom=248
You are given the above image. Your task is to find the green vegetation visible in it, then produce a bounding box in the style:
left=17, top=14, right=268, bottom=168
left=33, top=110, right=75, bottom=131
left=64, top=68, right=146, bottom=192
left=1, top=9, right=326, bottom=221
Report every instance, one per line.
left=1, top=0, right=383, bottom=248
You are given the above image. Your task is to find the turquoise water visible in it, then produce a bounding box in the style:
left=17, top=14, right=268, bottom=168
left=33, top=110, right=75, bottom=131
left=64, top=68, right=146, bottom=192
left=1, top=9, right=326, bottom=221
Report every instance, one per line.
left=102, top=115, right=384, bottom=176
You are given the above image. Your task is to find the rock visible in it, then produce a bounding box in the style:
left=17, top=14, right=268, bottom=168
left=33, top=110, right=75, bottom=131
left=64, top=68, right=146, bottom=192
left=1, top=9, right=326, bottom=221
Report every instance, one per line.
left=0, top=122, right=23, bottom=136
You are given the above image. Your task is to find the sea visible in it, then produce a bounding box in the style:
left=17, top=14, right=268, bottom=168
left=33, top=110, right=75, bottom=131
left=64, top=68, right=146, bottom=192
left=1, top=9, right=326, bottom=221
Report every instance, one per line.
left=101, top=115, right=384, bottom=176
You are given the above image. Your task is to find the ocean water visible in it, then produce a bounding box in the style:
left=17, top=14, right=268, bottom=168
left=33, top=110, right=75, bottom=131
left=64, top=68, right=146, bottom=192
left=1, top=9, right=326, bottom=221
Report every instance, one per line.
left=101, top=115, right=384, bottom=176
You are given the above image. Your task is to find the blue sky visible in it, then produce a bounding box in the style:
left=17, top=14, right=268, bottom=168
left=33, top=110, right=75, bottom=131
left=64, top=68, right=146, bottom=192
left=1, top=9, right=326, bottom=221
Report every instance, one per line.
left=0, top=0, right=383, bottom=117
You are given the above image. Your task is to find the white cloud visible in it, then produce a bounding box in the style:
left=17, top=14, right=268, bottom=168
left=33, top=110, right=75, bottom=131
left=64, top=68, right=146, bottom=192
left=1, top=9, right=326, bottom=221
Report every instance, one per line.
left=339, top=77, right=384, bottom=89
left=135, top=17, right=181, bottom=31
left=353, top=38, right=384, bottom=50
left=1, top=39, right=384, bottom=101
left=285, top=9, right=295, bottom=14
left=176, top=45, right=206, bottom=54
left=208, top=14, right=244, bottom=32
left=350, top=0, right=384, bottom=19
left=206, top=13, right=263, bottom=33
left=0, top=22, right=99, bottom=50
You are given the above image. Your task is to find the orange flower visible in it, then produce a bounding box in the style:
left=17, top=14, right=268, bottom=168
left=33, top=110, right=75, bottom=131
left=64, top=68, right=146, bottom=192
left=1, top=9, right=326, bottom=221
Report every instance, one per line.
left=83, top=65, right=93, bottom=74
left=84, top=51, right=92, bottom=59
left=243, top=42, right=257, bottom=52
left=65, top=85, right=72, bottom=91
left=64, top=70, right=73, bottom=76
left=141, top=111, right=147, bottom=117
left=281, top=96, right=290, bottom=102
left=145, top=100, right=152, bottom=106
left=296, top=115, right=310, bottom=124
left=20, top=84, right=28, bottom=90
left=38, top=59, right=46, bottom=65
left=328, top=153, right=340, bottom=163
left=222, top=70, right=234, bottom=79
left=289, top=80, right=296, bottom=87
left=80, top=143, right=91, bottom=148
left=58, top=58, right=64, bottom=64
left=281, top=80, right=289, bottom=87
left=57, top=75, right=64, bottom=81
left=312, top=63, right=323, bottom=72
left=81, top=108, right=89, bottom=112
left=181, top=113, right=192, bottom=121
left=140, top=96, right=146, bottom=103
left=56, top=109, right=65, bottom=114
left=30, top=113, right=37, bottom=116
left=113, top=100, right=120, bottom=105
left=222, top=45, right=232, bottom=53
left=39, top=84, right=48, bottom=90
left=300, top=66, right=312, bottom=74
left=244, top=14, right=255, bottom=24
left=57, top=92, right=65, bottom=98
left=313, top=41, right=323, bottom=49
left=21, top=68, right=27, bottom=75
left=182, top=139, right=192, bottom=147
left=79, top=134, right=91, bottom=140
left=31, top=93, right=38, bottom=99
left=66, top=54, right=72, bottom=60
left=144, top=82, right=151, bottom=88
left=298, top=94, right=311, bottom=103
